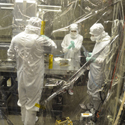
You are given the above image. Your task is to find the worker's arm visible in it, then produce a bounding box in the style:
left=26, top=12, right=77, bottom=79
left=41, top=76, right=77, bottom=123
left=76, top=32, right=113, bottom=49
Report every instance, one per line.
left=61, top=35, right=69, bottom=53
left=36, top=35, right=57, bottom=54
left=73, top=36, right=83, bottom=52
left=7, top=38, right=16, bottom=60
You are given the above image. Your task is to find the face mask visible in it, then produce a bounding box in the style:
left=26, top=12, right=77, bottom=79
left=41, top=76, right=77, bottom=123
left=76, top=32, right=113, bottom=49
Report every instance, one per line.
left=90, top=36, right=97, bottom=41
left=70, top=30, right=78, bottom=39
left=71, top=32, right=77, bottom=36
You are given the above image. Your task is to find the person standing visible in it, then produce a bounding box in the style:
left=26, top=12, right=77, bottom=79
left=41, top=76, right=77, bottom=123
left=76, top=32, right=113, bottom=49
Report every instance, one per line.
left=61, top=23, right=83, bottom=95
left=7, top=17, right=57, bottom=125
left=85, top=23, right=111, bottom=122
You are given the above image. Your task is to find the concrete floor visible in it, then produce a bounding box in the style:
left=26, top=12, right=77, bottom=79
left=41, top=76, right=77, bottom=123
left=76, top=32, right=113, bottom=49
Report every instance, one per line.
left=0, top=75, right=117, bottom=125
left=0, top=76, right=88, bottom=125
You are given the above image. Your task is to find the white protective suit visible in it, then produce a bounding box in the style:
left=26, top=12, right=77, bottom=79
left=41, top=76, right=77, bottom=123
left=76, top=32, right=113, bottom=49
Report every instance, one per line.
left=61, top=23, right=83, bottom=69
left=7, top=17, right=57, bottom=125
left=87, top=23, right=110, bottom=111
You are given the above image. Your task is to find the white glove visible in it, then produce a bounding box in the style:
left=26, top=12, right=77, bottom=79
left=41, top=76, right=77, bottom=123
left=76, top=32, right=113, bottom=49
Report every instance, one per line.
left=96, top=58, right=104, bottom=63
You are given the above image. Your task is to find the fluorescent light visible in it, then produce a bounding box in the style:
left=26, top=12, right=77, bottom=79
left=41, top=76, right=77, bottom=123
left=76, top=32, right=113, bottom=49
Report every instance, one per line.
left=15, top=0, right=23, bottom=2
left=39, top=8, right=42, bottom=12
left=15, top=19, right=23, bottom=21
left=26, top=0, right=36, bottom=3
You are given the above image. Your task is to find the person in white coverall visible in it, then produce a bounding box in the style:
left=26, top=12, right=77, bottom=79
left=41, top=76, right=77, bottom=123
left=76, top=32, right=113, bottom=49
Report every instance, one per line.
left=85, top=23, right=110, bottom=120
left=7, top=17, right=57, bottom=125
left=61, top=23, right=83, bottom=95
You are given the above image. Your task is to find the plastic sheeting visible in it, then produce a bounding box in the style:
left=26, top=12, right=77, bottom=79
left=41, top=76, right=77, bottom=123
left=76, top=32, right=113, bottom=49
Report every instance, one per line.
left=0, top=0, right=124, bottom=125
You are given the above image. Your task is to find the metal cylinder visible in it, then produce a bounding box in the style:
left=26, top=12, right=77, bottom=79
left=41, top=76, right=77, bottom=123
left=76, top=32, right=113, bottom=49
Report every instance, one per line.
left=49, top=54, right=53, bottom=69
left=40, top=21, right=45, bottom=35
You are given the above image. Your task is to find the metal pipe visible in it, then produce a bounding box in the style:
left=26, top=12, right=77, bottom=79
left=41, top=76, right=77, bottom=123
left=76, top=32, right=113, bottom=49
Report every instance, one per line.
left=1, top=7, right=14, bottom=10
left=0, top=3, right=14, bottom=6
left=38, top=5, right=61, bottom=9
left=42, top=9, right=62, bottom=12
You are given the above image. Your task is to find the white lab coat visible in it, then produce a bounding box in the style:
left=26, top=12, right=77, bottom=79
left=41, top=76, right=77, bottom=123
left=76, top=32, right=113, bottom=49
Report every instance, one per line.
left=7, top=27, right=57, bottom=111
left=61, top=34, right=83, bottom=69
left=87, top=32, right=110, bottom=99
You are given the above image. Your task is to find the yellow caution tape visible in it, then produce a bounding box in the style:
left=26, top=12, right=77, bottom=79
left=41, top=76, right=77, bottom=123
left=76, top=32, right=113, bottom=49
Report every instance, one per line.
left=49, top=54, right=53, bottom=69
left=79, top=0, right=81, bottom=4
left=35, top=103, right=41, bottom=108
left=40, top=21, right=45, bottom=35
left=83, top=113, right=90, bottom=115
left=55, top=117, right=73, bottom=125
left=35, top=103, right=46, bottom=110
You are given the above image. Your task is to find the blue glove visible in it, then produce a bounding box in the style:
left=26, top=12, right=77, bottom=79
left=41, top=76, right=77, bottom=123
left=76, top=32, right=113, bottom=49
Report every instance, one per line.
left=86, top=57, right=95, bottom=62
left=71, top=41, right=75, bottom=48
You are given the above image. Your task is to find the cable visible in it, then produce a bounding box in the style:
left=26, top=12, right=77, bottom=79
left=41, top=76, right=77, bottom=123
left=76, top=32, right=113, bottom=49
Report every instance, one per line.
left=0, top=109, right=14, bottom=125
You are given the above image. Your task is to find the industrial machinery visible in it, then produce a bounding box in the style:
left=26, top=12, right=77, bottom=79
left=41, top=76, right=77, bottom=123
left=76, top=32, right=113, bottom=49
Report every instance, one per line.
left=0, top=0, right=124, bottom=125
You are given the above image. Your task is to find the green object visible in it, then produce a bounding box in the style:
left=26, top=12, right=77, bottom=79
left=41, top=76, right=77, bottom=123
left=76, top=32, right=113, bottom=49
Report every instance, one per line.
left=86, top=57, right=95, bottom=62
left=84, top=52, right=92, bottom=57
left=68, top=44, right=72, bottom=49
left=71, top=41, right=75, bottom=48
left=88, top=52, right=92, bottom=57
left=68, top=41, right=75, bottom=49
left=41, top=35, right=49, bottom=40
left=86, top=57, right=91, bottom=62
